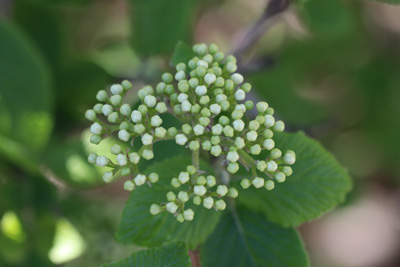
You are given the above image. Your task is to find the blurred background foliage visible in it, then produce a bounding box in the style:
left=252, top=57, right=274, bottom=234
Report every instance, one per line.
left=0, top=0, right=400, bottom=266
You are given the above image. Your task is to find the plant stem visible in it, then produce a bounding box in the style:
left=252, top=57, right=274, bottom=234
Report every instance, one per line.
left=192, top=139, right=200, bottom=177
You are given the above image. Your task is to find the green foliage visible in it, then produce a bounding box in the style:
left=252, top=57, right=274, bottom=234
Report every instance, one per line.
left=116, top=156, right=222, bottom=249
left=201, top=208, right=308, bottom=267
left=170, top=41, right=196, bottom=67
left=0, top=21, right=53, bottom=170
left=128, top=0, right=196, bottom=56
left=103, top=242, right=192, bottom=267
left=237, top=132, right=352, bottom=227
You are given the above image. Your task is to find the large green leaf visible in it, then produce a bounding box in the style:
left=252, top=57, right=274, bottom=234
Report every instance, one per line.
left=201, top=207, right=308, bottom=267
left=237, top=132, right=352, bottom=227
left=103, top=242, right=192, bottom=267
left=128, top=0, right=196, bottom=56
left=116, top=156, right=221, bottom=249
left=0, top=21, right=53, bottom=170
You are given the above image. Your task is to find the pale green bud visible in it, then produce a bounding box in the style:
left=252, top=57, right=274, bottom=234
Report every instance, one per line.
left=141, top=133, right=153, bottom=146
left=88, top=153, right=97, bottom=164
left=175, top=134, right=188, bottom=145
left=142, top=149, right=154, bottom=160
left=107, top=112, right=119, bottom=123
left=155, top=102, right=168, bottom=113
left=188, top=78, right=199, bottom=88
left=110, top=145, right=122, bottom=155
left=144, top=95, right=157, bottom=108
left=256, top=102, right=269, bottom=113
left=201, top=108, right=211, bottom=117
left=110, top=84, right=123, bottom=95
left=102, top=104, right=113, bottom=116
left=202, top=140, right=211, bottom=151
left=96, top=90, right=108, bottom=102
left=284, top=150, right=296, bottom=165
left=93, top=103, right=103, bottom=113
left=233, top=119, right=245, bottom=131
left=265, top=180, right=275, bottom=190
left=274, top=120, right=285, bottom=132
left=223, top=126, right=234, bottom=137
left=178, top=172, right=190, bottom=184
left=211, top=124, right=223, bottom=135
left=103, top=171, right=113, bottom=183
left=167, top=127, right=178, bottom=137
left=151, top=115, right=163, bottom=127
left=199, top=117, right=210, bottom=127
left=266, top=161, right=278, bottom=172
left=263, top=139, right=275, bottom=150
left=196, top=176, right=206, bottom=185
left=131, top=110, right=142, bottom=123
left=183, top=209, right=194, bottom=221
left=134, top=124, right=145, bottom=135
left=270, top=148, right=282, bottom=159
left=155, top=127, right=167, bottom=138
left=245, top=100, right=254, bottom=110
left=118, top=130, right=130, bottom=142
left=252, top=177, right=264, bottom=188
left=282, top=166, right=293, bottom=176
left=178, top=191, right=189, bottom=202
left=215, top=199, right=226, bottom=210
left=194, top=185, right=207, bottom=196
left=193, top=196, right=202, bottom=205
left=257, top=161, right=267, bottom=172
left=175, top=70, right=186, bottom=81
left=227, top=187, right=238, bottom=198
left=171, top=178, right=181, bottom=188
left=167, top=191, right=176, bottom=202
left=177, top=214, right=184, bottom=223
left=275, top=172, right=286, bottom=183
left=124, top=180, right=135, bottom=191
left=206, top=175, right=216, bottom=187
left=85, top=109, right=97, bottom=121
left=227, top=162, right=239, bottom=173
left=166, top=202, right=178, bottom=214
left=264, top=115, right=275, bottom=128
left=211, top=136, right=220, bottom=145
left=134, top=174, right=146, bottom=186
left=216, top=185, right=228, bottom=196
left=240, top=178, right=251, bottom=189
left=189, top=140, right=200, bottom=151
left=235, top=137, right=245, bottom=149
left=203, top=197, right=214, bottom=209
left=227, top=151, right=239, bottom=162
left=246, top=131, right=258, bottom=142
left=210, top=104, right=222, bottom=115
left=149, top=173, right=159, bottom=183
left=162, top=72, right=173, bottom=84
left=263, top=129, right=274, bottom=139
left=129, top=152, right=140, bottom=164
left=249, top=120, right=260, bottom=131
left=211, top=145, right=222, bottom=157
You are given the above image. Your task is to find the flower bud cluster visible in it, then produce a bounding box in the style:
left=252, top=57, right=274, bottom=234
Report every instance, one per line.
left=85, top=43, right=296, bottom=222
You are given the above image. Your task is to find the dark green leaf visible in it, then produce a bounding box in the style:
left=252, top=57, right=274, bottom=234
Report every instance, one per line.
left=116, top=156, right=221, bottom=249
left=237, top=132, right=352, bottom=227
left=201, top=207, right=308, bottom=267
left=128, top=0, right=195, bottom=56
left=103, top=242, right=192, bottom=267
left=0, top=21, right=53, bottom=170
left=170, top=41, right=196, bottom=66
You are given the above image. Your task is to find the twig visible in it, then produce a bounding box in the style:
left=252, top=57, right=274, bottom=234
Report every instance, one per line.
left=232, top=0, right=292, bottom=59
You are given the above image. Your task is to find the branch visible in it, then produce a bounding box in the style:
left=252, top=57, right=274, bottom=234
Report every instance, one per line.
left=232, top=0, right=292, bottom=59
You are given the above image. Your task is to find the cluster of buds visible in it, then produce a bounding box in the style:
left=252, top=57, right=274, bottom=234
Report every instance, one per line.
left=85, top=43, right=296, bottom=222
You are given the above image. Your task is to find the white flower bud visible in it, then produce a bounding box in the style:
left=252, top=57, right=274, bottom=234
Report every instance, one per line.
left=118, top=130, right=130, bottom=141
left=177, top=93, right=188, bottom=103
left=211, top=124, right=223, bottom=135
left=141, top=133, right=153, bottom=145
left=131, top=110, right=142, bottom=123
left=124, top=180, right=135, bottom=191
left=134, top=174, right=146, bottom=186
left=250, top=144, right=261, bottom=155
left=234, top=89, right=246, bottom=101
left=166, top=202, right=178, bottom=214
left=227, top=187, right=238, bottom=198
left=215, top=94, right=227, bottom=103
left=142, top=149, right=154, bottom=160
left=275, top=172, right=286, bottom=183
left=233, top=119, right=245, bottom=131
left=206, top=175, right=216, bottom=187
left=240, top=179, right=251, bottom=189
left=216, top=185, right=228, bottom=196
left=274, top=120, right=285, bottom=132
left=178, top=172, right=190, bottom=184
left=204, top=73, right=216, bottom=85
left=144, top=95, right=157, bottom=108
left=215, top=199, right=226, bottom=210
left=88, top=153, right=97, bottom=164
left=181, top=100, right=192, bottom=112
left=116, top=154, right=127, bottom=166
left=194, top=185, right=207, bottom=196
left=177, top=214, right=184, bottom=223
left=183, top=209, right=194, bottom=221
left=96, top=90, right=108, bottom=102
left=171, top=178, right=181, bottom=188
left=120, top=104, right=132, bottom=116
left=151, top=115, right=162, bottom=127
left=282, top=166, right=293, bottom=176
left=210, top=104, right=221, bottom=115
left=175, top=70, right=186, bottom=81
left=178, top=191, right=189, bottom=202
left=150, top=204, right=161, bottom=215
left=266, top=161, right=278, bottom=172
left=257, top=161, right=267, bottom=172
left=155, top=127, right=167, bottom=138
left=85, top=109, right=97, bottom=121
left=197, top=60, right=208, bottom=68
left=175, top=134, right=188, bottom=145
left=231, top=73, right=244, bottom=84
left=195, top=85, right=207, bottom=96
left=203, top=197, right=214, bottom=209
left=211, top=145, right=222, bottom=157
left=148, top=173, right=159, bottom=183
left=264, top=115, right=275, bottom=128
left=246, top=131, right=258, bottom=142
left=193, top=124, right=205, bottom=136
left=265, top=180, right=275, bottom=190
left=129, top=152, right=140, bottom=164
left=263, top=139, right=275, bottom=150
left=235, top=137, right=245, bottom=149
left=284, top=150, right=296, bottom=165
left=256, top=102, right=269, bottom=113
left=199, top=95, right=210, bottom=105
left=103, top=171, right=113, bottom=183
left=227, top=151, right=239, bottom=162
left=226, top=61, right=237, bottom=73
left=110, top=95, right=122, bottom=106
left=110, top=84, right=123, bottom=95
left=227, top=162, right=239, bottom=173
left=155, top=102, right=168, bottom=113
left=235, top=104, right=246, bottom=112
left=90, top=122, right=102, bottom=135
left=166, top=191, right=176, bottom=202
left=252, top=177, right=265, bottom=188
left=96, top=156, right=108, bottom=167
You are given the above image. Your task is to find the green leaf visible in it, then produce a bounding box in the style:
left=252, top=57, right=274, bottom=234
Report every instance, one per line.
left=170, top=41, right=196, bottom=67
left=0, top=21, right=53, bottom=170
left=116, top=156, right=221, bottom=249
left=128, top=0, right=195, bottom=56
left=103, top=242, right=192, bottom=267
left=201, top=207, right=308, bottom=267
left=237, top=132, right=352, bottom=227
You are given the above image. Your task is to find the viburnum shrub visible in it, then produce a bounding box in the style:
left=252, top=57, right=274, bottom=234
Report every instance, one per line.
left=85, top=43, right=351, bottom=267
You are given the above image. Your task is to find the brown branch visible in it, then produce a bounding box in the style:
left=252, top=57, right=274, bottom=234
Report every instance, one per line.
left=189, top=249, right=201, bottom=267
